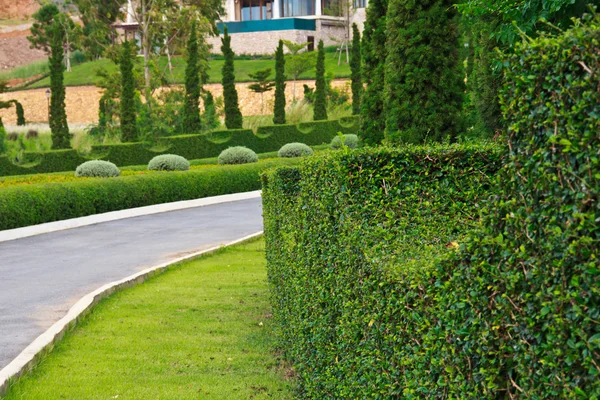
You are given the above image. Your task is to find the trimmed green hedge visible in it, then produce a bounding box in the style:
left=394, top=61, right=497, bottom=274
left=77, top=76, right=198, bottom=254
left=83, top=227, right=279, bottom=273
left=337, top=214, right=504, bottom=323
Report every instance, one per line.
left=262, top=144, right=503, bottom=398
left=261, top=15, right=600, bottom=398
left=0, top=158, right=299, bottom=231
left=0, top=117, right=358, bottom=177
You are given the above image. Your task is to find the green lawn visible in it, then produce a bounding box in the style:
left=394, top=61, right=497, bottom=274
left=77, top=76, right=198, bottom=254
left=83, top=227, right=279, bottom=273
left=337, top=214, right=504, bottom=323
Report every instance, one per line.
left=26, top=53, right=351, bottom=89
left=4, top=238, right=294, bottom=400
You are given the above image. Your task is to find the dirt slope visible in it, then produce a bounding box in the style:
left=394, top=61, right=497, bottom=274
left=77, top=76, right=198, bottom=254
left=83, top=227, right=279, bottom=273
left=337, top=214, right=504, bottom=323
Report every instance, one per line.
left=0, top=0, right=38, bottom=19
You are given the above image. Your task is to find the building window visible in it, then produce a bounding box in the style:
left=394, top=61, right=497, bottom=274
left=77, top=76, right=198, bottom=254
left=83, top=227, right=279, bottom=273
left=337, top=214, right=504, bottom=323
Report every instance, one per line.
left=307, top=36, right=315, bottom=51
left=353, top=0, right=366, bottom=8
left=241, top=0, right=273, bottom=20
left=281, top=0, right=314, bottom=17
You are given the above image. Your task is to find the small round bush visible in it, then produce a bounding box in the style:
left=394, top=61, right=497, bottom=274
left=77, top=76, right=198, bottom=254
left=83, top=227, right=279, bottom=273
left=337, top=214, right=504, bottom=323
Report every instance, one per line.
left=218, top=146, right=258, bottom=165
left=75, top=160, right=120, bottom=178
left=148, top=154, right=190, bottom=171
left=278, top=142, right=314, bottom=158
left=330, top=134, right=359, bottom=150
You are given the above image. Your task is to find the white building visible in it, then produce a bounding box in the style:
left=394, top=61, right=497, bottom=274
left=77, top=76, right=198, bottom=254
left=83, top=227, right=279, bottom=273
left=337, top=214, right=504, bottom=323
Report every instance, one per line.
left=113, top=0, right=367, bottom=54
left=207, top=0, right=367, bottom=54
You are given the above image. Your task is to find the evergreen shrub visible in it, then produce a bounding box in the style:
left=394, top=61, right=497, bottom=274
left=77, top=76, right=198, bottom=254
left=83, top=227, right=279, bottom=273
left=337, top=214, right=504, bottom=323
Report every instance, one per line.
left=75, top=160, right=120, bottom=177
left=278, top=143, right=313, bottom=158
left=330, top=134, right=358, bottom=149
left=261, top=14, right=600, bottom=398
left=148, top=154, right=190, bottom=171
left=218, top=146, right=258, bottom=165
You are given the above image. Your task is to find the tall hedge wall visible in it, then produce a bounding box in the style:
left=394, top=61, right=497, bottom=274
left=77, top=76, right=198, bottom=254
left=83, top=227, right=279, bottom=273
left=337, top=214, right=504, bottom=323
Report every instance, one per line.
left=261, top=15, right=599, bottom=398
left=0, top=158, right=299, bottom=231
left=262, top=144, right=503, bottom=398
left=0, top=117, right=358, bottom=177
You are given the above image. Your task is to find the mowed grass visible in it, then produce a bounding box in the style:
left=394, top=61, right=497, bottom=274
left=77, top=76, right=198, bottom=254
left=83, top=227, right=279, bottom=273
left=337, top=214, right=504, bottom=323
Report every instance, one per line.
left=27, top=53, right=351, bottom=89
left=3, top=239, right=294, bottom=400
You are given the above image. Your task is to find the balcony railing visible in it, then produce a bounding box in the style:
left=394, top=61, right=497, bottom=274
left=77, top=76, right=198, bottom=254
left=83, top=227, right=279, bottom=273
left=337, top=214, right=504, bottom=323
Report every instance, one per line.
left=217, top=18, right=317, bottom=34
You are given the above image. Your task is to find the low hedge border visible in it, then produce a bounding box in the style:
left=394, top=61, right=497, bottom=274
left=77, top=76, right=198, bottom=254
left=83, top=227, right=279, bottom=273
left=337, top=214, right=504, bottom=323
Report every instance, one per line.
left=0, top=118, right=358, bottom=177
left=0, top=158, right=300, bottom=231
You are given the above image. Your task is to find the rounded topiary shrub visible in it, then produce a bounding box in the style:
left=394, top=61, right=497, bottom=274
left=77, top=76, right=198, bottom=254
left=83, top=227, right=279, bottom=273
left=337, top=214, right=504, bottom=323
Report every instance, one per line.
left=330, top=134, right=359, bottom=150
left=278, top=143, right=314, bottom=158
left=218, top=146, right=258, bottom=165
left=75, top=160, right=120, bottom=178
left=148, top=154, right=190, bottom=171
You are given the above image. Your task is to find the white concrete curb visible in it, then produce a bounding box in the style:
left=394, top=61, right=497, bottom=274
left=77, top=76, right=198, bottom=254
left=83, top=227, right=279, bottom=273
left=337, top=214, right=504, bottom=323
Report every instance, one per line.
left=0, top=190, right=262, bottom=243
left=0, top=231, right=264, bottom=397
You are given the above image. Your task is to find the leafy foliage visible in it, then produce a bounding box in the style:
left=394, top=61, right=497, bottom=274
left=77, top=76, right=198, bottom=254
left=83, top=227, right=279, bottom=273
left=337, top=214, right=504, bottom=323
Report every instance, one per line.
left=221, top=27, right=243, bottom=129
left=13, top=101, right=25, bottom=126
left=359, top=0, right=387, bottom=145
left=148, top=154, right=190, bottom=171
left=75, top=160, right=120, bottom=177
left=350, top=24, right=362, bottom=116
left=313, top=41, right=328, bottom=121
left=262, top=13, right=600, bottom=398
left=49, top=22, right=71, bottom=150
left=330, top=133, right=359, bottom=149
left=119, top=41, right=138, bottom=142
left=218, top=146, right=258, bottom=165
left=262, top=144, right=503, bottom=398
left=285, top=51, right=316, bottom=101
left=384, top=0, right=463, bottom=144
left=273, top=41, right=286, bottom=125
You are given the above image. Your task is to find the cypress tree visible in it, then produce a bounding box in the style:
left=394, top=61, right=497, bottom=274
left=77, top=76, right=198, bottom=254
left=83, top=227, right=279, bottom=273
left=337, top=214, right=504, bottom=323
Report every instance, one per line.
left=350, top=23, right=362, bottom=116
left=183, top=21, right=202, bottom=133
left=384, top=0, right=463, bottom=144
left=360, top=0, right=387, bottom=146
left=13, top=101, right=25, bottom=126
left=202, top=91, right=218, bottom=130
left=98, top=94, right=108, bottom=131
left=120, top=40, right=138, bottom=142
left=221, top=26, right=243, bottom=129
left=273, top=40, right=286, bottom=124
left=49, top=21, right=70, bottom=149
left=313, top=40, right=327, bottom=121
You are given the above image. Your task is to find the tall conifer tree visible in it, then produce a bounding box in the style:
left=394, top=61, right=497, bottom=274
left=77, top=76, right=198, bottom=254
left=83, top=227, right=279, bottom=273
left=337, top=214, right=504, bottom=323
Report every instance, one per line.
left=350, top=23, right=362, bottom=116
left=273, top=40, right=286, bottom=124
left=49, top=21, right=70, bottom=149
left=360, top=0, right=388, bottom=145
left=384, top=0, right=463, bottom=144
left=221, top=27, right=243, bottom=129
left=183, top=21, right=202, bottom=133
left=313, top=40, right=327, bottom=121
left=120, top=40, right=138, bottom=142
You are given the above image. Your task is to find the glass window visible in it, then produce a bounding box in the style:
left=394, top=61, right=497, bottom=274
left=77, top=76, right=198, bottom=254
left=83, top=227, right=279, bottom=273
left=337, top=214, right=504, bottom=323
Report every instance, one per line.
left=353, top=0, right=366, bottom=8
left=241, top=0, right=273, bottom=20
left=281, top=0, right=314, bottom=17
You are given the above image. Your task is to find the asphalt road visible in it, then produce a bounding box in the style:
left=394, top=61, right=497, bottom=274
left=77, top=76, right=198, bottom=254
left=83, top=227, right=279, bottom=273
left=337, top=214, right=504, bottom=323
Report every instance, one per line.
left=0, top=198, right=263, bottom=370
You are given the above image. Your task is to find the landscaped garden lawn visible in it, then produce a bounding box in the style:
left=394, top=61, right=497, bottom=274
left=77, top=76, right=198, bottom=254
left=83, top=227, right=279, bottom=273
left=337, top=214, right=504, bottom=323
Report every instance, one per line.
left=3, top=238, right=293, bottom=400
left=25, top=53, right=351, bottom=89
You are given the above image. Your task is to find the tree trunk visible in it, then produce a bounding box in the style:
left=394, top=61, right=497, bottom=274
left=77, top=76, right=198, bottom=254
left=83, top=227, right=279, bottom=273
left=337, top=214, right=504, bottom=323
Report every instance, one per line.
left=141, top=0, right=152, bottom=104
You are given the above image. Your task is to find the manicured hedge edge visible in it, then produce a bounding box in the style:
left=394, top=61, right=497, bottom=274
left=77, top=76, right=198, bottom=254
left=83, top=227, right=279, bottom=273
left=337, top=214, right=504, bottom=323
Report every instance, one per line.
left=262, top=144, right=504, bottom=398
left=0, top=158, right=299, bottom=231
left=0, top=118, right=358, bottom=177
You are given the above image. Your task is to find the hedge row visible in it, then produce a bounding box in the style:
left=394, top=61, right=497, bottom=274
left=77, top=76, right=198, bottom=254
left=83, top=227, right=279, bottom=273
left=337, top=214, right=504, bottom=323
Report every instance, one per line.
left=261, top=16, right=599, bottom=398
left=262, top=144, right=503, bottom=398
left=0, top=117, right=358, bottom=177
left=0, top=158, right=299, bottom=231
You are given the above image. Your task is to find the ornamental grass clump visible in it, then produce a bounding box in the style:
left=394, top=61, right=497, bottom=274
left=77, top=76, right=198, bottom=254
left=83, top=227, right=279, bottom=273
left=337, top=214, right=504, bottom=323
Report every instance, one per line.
left=330, top=134, right=359, bottom=149
left=75, top=160, right=120, bottom=177
left=218, top=146, right=258, bottom=165
left=278, top=143, right=313, bottom=158
left=148, top=154, right=190, bottom=171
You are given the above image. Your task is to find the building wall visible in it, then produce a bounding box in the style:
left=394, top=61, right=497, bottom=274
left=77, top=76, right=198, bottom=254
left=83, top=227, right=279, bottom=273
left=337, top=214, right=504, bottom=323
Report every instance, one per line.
left=206, top=23, right=345, bottom=55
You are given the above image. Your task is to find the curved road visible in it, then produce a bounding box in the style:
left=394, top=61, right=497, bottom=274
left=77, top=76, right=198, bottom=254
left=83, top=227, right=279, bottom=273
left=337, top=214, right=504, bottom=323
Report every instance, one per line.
left=0, top=197, right=263, bottom=370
